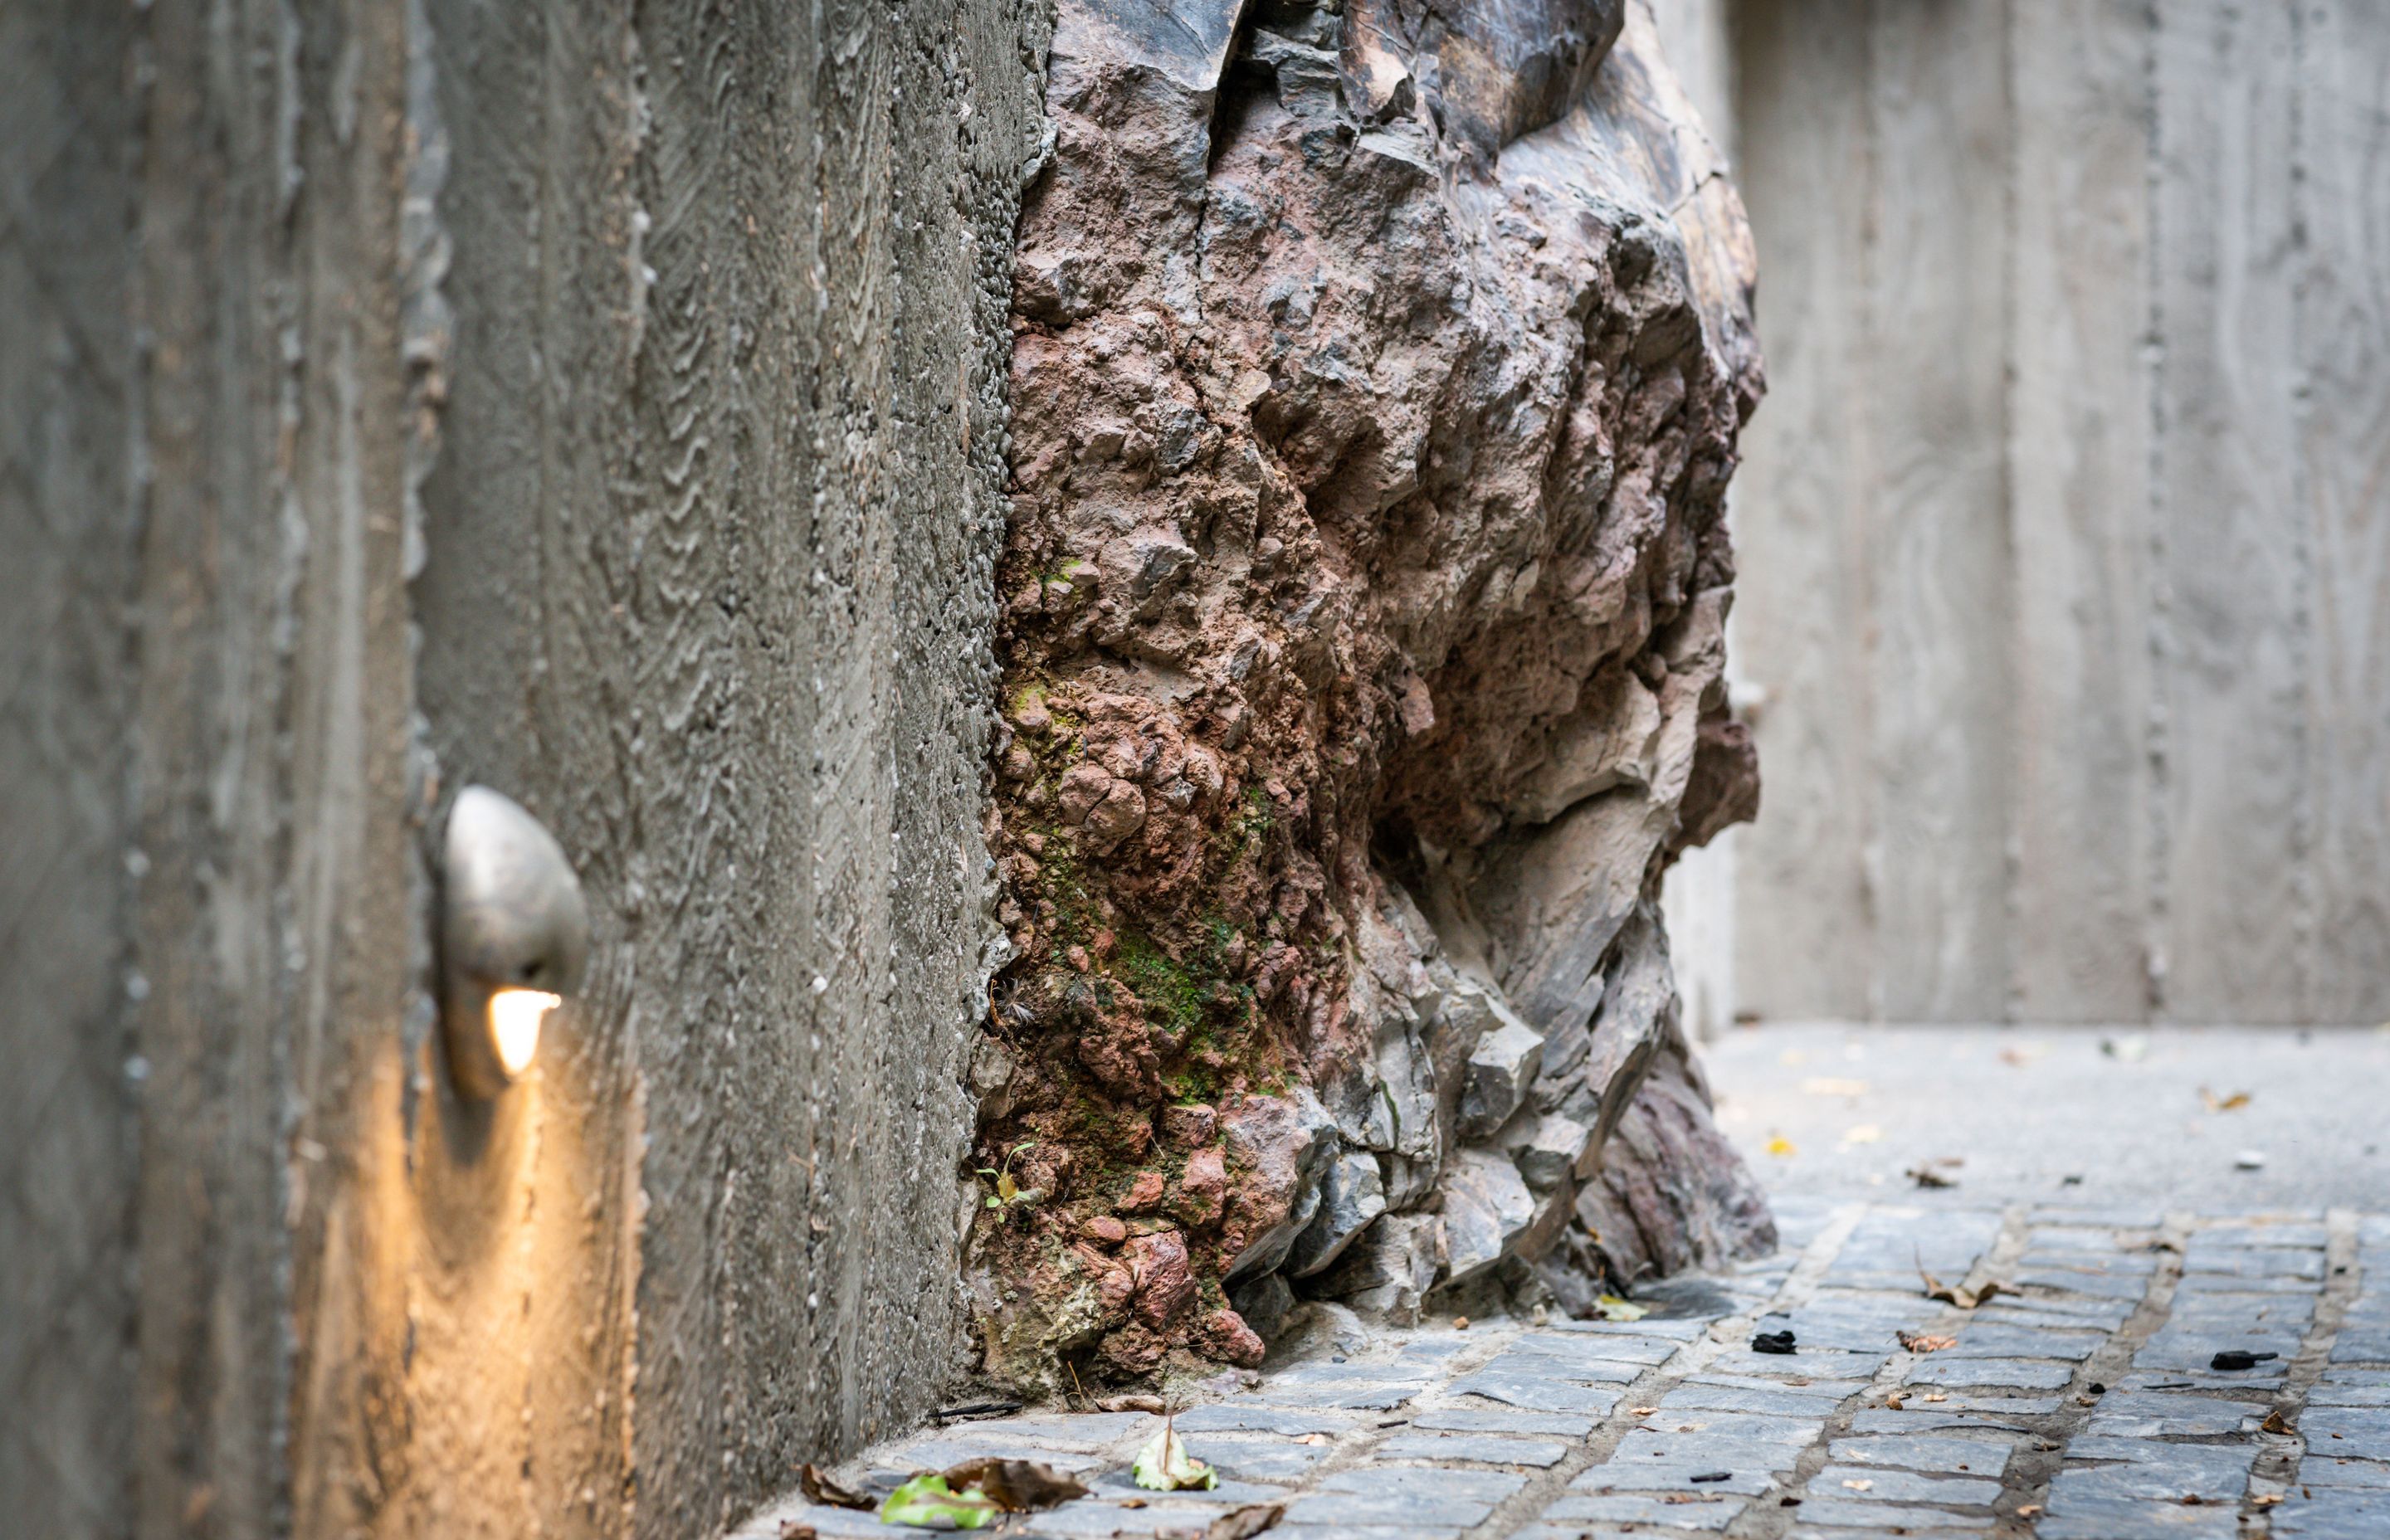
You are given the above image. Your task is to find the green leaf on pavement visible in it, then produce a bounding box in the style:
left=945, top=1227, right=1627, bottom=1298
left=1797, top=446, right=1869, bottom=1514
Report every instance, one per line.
left=878, top=1473, right=1002, bottom=1528
left=1132, top=1419, right=1218, bottom=1491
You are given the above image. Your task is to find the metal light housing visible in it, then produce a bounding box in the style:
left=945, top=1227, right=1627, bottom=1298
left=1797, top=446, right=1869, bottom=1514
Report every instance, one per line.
left=438, top=786, right=589, bottom=1099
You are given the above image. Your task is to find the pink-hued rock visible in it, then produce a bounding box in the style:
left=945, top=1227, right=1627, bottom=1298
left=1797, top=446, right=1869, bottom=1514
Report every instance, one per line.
left=1217, top=1089, right=1340, bottom=1280
left=1119, top=1171, right=1168, bottom=1213
left=1193, top=1307, right=1268, bottom=1368
left=1124, top=1230, right=1197, bottom=1331
left=1176, top=1145, right=1229, bottom=1225
left=1161, top=1103, right=1219, bottom=1149
left=967, top=0, right=1770, bottom=1391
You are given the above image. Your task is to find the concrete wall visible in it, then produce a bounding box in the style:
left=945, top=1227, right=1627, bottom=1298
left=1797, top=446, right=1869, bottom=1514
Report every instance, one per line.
left=0, top=1, right=1045, bottom=1535
left=1724, top=0, right=2390, bottom=1026
left=1651, top=0, right=1741, bottom=1041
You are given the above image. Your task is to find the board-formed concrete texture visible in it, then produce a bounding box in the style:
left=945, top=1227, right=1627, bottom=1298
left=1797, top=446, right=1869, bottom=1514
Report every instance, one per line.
left=0, top=0, right=1047, bottom=1536
left=968, top=0, right=1773, bottom=1396
left=1724, top=0, right=2390, bottom=1027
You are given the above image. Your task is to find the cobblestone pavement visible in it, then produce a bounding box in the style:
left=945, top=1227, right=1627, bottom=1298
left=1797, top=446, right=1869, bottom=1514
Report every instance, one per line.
left=750, top=1201, right=2390, bottom=1540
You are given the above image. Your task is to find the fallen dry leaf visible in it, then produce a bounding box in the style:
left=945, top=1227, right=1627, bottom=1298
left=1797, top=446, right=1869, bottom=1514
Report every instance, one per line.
left=1764, top=1134, right=1798, bottom=1157
left=1841, top=1479, right=1874, bottom=1492
left=799, top=1464, right=874, bottom=1512
left=1899, top=1331, right=1958, bottom=1352
left=1908, top=1166, right=1959, bottom=1190
left=779, top=1526, right=817, bottom=1540
left=2253, top=1494, right=2284, bottom=1508
left=1120, top=1498, right=1148, bottom=1509
left=1204, top=1502, right=1285, bottom=1540
left=939, top=1459, right=1090, bottom=1513
left=1924, top=1393, right=1949, bottom=1404
left=1883, top=1393, right=1906, bottom=1410
left=2017, top=1503, right=2043, bottom=1519
left=1632, top=1406, right=1660, bottom=1417
left=2201, top=1087, right=2253, bottom=1113
left=2263, top=1410, right=2295, bottom=1435
left=1918, top=1258, right=2003, bottom=1309
left=1100, top=1393, right=1168, bottom=1414
left=1802, top=1077, right=1872, bottom=1098
left=1296, top=1433, right=1330, bottom=1445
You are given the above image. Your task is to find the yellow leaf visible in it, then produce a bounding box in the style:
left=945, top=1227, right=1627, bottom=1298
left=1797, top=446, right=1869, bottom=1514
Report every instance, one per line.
left=1765, top=1135, right=1797, bottom=1157
left=997, top=1171, right=1018, bottom=1201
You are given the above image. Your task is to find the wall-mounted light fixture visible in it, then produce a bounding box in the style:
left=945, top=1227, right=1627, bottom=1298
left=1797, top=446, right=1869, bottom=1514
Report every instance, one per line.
left=438, top=786, right=589, bottom=1099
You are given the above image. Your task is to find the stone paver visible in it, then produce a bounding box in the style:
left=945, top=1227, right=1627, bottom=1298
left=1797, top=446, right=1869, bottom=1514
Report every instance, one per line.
left=745, top=1199, right=2390, bottom=1540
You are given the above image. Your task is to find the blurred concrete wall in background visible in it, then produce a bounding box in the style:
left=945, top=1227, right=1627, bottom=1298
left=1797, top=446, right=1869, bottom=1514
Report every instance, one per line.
left=1668, top=0, right=2390, bottom=1029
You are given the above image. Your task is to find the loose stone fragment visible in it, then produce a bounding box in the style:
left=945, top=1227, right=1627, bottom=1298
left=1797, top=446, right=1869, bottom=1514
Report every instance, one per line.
left=1459, top=1018, right=1546, bottom=1138
left=1287, top=1152, right=1387, bottom=1279
left=1441, top=1150, right=1536, bottom=1284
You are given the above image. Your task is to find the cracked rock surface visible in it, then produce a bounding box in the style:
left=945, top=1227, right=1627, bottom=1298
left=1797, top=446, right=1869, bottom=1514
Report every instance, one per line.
left=967, top=0, right=1771, bottom=1393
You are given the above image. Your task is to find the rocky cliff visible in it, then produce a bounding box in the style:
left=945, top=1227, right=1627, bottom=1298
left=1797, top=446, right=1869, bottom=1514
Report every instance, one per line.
left=968, top=0, right=1771, bottom=1392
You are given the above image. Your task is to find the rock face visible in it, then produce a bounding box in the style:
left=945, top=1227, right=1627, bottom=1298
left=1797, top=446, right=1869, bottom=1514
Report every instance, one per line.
left=968, top=0, right=1772, bottom=1391
left=1559, top=1026, right=1778, bottom=1294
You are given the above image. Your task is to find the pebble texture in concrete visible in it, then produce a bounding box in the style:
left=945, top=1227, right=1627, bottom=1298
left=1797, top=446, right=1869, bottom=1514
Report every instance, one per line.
left=746, top=1206, right=2390, bottom=1539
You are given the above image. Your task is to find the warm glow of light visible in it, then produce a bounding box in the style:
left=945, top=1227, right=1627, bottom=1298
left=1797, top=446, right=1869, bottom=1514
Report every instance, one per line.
left=487, top=987, right=560, bottom=1078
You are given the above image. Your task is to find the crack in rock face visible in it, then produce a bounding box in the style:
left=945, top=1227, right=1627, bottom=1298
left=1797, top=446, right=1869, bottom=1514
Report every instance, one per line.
left=968, top=0, right=1773, bottom=1394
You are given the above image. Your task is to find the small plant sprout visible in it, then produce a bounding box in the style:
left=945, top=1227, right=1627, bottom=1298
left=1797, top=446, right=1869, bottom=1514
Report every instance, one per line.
left=976, top=1140, right=1042, bottom=1210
